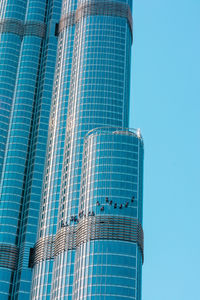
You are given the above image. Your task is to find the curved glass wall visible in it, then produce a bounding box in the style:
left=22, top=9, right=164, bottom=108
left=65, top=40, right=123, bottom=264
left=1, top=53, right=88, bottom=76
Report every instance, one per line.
left=73, top=128, right=144, bottom=299
left=0, top=0, right=27, bottom=180
left=13, top=1, right=63, bottom=298
left=51, top=0, right=133, bottom=298
left=0, top=0, right=144, bottom=299
left=31, top=1, right=78, bottom=299
left=79, top=128, right=143, bottom=222
left=0, top=0, right=61, bottom=298
left=0, top=2, right=28, bottom=298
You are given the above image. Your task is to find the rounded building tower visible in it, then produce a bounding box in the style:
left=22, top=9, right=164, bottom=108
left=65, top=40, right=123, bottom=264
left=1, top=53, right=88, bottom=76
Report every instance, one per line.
left=0, top=0, right=63, bottom=298
left=30, top=0, right=78, bottom=299
left=0, top=0, right=145, bottom=299
left=29, top=0, right=144, bottom=299
left=73, top=128, right=144, bottom=299
left=50, top=0, right=134, bottom=298
left=0, top=1, right=27, bottom=179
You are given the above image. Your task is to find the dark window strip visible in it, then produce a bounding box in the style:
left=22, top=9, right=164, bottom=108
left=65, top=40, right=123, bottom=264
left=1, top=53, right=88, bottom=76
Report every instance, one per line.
left=0, top=19, right=46, bottom=38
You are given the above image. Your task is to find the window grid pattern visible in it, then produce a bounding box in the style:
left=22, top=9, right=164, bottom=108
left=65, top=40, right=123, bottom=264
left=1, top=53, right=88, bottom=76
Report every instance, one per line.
left=0, top=1, right=48, bottom=297
left=73, top=241, right=140, bottom=300
left=0, top=0, right=27, bottom=21
left=0, top=0, right=27, bottom=181
left=0, top=0, right=61, bottom=298
left=31, top=260, right=54, bottom=299
left=0, top=3, right=46, bottom=243
left=52, top=0, right=133, bottom=297
left=58, top=2, right=132, bottom=231
left=73, top=129, right=143, bottom=299
left=31, top=1, right=78, bottom=299
left=79, top=130, right=142, bottom=221
left=58, top=0, right=133, bottom=39
left=14, top=1, right=63, bottom=299
left=0, top=0, right=144, bottom=299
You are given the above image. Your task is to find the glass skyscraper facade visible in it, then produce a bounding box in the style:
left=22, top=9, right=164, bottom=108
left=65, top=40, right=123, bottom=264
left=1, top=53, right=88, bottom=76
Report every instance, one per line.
left=0, top=0, right=144, bottom=299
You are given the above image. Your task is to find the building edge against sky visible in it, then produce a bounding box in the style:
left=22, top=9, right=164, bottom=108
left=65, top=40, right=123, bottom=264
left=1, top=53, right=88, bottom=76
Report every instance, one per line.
left=0, top=0, right=144, bottom=299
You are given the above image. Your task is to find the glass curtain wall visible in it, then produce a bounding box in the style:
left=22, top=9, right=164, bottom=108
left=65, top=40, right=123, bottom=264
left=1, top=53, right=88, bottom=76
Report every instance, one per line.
left=0, top=0, right=61, bottom=298
left=73, top=128, right=144, bottom=299
left=12, top=1, right=63, bottom=298
left=31, top=0, right=77, bottom=299
left=0, top=0, right=144, bottom=299
left=51, top=0, right=133, bottom=299
left=0, top=0, right=27, bottom=180
left=0, top=2, right=27, bottom=297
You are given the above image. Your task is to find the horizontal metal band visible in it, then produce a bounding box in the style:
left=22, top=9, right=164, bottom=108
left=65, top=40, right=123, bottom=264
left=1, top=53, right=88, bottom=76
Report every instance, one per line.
left=31, top=228, right=77, bottom=266
left=57, top=12, right=76, bottom=34
left=24, top=21, right=46, bottom=38
left=54, top=226, right=77, bottom=255
left=58, top=1, right=133, bottom=37
left=0, top=244, right=19, bottom=270
left=0, top=19, right=24, bottom=36
left=31, top=216, right=143, bottom=267
left=29, top=235, right=55, bottom=267
left=76, top=216, right=144, bottom=262
left=76, top=1, right=133, bottom=30
left=0, top=19, right=46, bottom=38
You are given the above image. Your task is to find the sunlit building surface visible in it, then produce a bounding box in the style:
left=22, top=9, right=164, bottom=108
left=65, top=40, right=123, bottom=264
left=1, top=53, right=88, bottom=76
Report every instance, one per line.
left=0, top=0, right=144, bottom=299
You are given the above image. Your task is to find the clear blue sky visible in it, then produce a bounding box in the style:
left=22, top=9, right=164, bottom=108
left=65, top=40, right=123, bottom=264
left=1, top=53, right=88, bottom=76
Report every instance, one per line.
left=130, top=0, right=200, bottom=299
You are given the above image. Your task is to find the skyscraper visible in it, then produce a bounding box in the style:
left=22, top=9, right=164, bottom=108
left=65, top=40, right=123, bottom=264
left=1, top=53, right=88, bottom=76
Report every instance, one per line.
left=0, top=0, right=144, bottom=299
left=0, top=0, right=62, bottom=298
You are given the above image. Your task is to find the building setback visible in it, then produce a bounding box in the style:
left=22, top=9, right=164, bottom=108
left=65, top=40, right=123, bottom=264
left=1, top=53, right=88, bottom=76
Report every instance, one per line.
left=0, top=0, right=144, bottom=299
